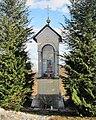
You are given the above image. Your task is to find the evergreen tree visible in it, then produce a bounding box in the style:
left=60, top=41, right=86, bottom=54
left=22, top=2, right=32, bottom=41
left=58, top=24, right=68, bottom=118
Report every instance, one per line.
left=62, top=0, right=96, bottom=116
left=0, top=0, right=34, bottom=111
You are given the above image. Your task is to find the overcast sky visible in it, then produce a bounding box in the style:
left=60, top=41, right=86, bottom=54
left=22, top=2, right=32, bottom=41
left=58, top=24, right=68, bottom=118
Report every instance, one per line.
left=25, top=0, right=70, bottom=71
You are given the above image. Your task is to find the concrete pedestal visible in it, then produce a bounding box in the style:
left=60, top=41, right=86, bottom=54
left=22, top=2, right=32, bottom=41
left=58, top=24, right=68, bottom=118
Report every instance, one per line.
left=31, top=79, right=64, bottom=109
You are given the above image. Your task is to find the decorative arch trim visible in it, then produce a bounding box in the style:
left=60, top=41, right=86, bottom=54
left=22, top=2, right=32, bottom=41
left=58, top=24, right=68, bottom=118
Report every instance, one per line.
left=38, top=42, right=57, bottom=52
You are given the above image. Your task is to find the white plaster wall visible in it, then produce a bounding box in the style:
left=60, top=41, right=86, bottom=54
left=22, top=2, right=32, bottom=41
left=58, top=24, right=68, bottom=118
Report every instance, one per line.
left=36, top=27, right=59, bottom=51
left=36, top=26, right=60, bottom=77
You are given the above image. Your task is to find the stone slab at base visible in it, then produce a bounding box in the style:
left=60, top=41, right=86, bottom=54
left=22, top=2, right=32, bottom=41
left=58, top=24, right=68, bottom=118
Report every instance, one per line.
left=31, top=94, right=64, bottom=110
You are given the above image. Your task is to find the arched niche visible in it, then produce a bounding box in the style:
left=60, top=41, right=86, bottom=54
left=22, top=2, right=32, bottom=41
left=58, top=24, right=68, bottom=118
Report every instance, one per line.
left=41, top=44, right=55, bottom=78
left=38, top=42, right=57, bottom=52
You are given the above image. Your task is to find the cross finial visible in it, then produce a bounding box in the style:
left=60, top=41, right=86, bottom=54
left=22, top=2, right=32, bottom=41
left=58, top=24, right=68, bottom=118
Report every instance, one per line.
left=46, top=5, right=51, bottom=25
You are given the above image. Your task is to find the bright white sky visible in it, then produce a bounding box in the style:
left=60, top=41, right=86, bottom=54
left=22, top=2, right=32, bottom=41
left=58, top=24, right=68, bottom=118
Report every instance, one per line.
left=25, top=0, right=71, bottom=71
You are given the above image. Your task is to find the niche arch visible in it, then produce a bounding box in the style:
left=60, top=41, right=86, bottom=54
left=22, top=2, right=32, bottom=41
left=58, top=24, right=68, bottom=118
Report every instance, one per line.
left=41, top=44, right=55, bottom=78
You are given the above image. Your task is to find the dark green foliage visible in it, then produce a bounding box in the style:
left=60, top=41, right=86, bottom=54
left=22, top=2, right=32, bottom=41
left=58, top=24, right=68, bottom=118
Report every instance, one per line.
left=62, top=0, right=96, bottom=116
left=0, top=0, right=34, bottom=111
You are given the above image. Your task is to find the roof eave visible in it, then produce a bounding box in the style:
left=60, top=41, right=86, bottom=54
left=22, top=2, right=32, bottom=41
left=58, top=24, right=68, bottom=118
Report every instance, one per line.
left=33, top=35, right=37, bottom=42
left=33, top=24, right=62, bottom=43
left=59, top=37, right=62, bottom=42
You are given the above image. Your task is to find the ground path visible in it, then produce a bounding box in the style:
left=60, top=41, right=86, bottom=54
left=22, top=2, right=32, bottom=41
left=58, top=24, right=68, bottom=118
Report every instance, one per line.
left=0, top=108, right=96, bottom=120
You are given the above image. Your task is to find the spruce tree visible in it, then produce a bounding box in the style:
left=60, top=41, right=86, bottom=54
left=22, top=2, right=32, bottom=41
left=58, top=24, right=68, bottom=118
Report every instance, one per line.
left=0, top=0, right=34, bottom=111
left=62, top=0, right=96, bottom=116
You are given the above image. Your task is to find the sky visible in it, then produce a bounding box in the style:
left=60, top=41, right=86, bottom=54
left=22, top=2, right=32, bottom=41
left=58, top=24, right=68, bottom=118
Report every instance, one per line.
left=25, top=0, right=71, bottom=71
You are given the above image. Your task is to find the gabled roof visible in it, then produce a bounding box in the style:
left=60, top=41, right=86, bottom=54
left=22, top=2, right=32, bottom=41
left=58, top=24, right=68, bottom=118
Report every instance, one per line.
left=33, top=24, right=62, bottom=42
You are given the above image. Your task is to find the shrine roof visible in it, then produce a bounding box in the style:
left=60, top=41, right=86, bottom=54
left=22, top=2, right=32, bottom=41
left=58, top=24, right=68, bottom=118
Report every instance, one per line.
left=33, top=24, right=62, bottom=42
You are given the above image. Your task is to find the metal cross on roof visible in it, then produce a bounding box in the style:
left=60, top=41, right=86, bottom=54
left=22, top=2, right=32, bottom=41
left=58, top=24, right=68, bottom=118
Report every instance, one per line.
left=46, top=5, right=51, bottom=25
